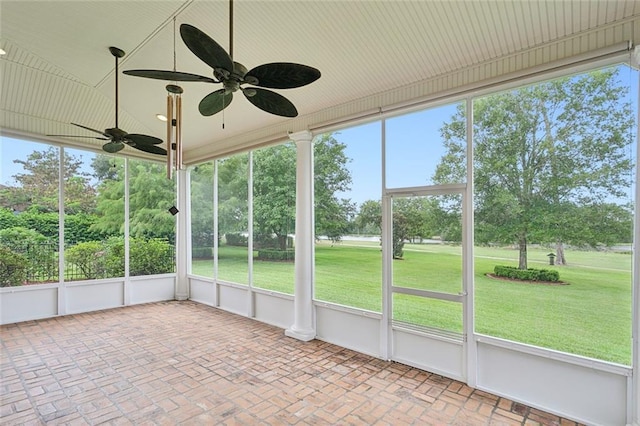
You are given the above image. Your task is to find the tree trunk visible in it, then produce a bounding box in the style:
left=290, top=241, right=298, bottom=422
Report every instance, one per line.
left=518, top=235, right=528, bottom=270
left=277, top=234, right=287, bottom=251
left=555, top=241, right=567, bottom=265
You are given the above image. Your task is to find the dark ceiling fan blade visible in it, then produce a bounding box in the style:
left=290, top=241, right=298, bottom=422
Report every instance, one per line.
left=245, top=63, right=321, bottom=89
left=199, top=89, right=233, bottom=116
left=46, top=134, right=109, bottom=140
left=127, top=134, right=164, bottom=145
left=71, top=122, right=110, bottom=138
left=102, top=142, right=125, bottom=153
left=123, top=69, right=217, bottom=83
left=128, top=143, right=168, bottom=155
left=243, top=87, right=298, bottom=117
left=180, top=23, right=233, bottom=74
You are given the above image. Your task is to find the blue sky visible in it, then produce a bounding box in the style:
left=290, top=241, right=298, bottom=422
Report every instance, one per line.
left=334, top=102, right=458, bottom=206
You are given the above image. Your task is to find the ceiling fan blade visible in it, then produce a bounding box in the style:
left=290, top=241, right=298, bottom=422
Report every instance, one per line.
left=245, top=63, right=321, bottom=89
left=243, top=87, right=298, bottom=117
left=47, top=134, right=109, bottom=140
left=127, top=134, right=164, bottom=145
left=102, top=142, right=125, bottom=153
left=71, top=123, right=109, bottom=138
left=199, top=89, right=233, bottom=116
left=129, top=143, right=168, bottom=155
left=123, top=69, right=217, bottom=83
left=180, top=24, right=233, bottom=74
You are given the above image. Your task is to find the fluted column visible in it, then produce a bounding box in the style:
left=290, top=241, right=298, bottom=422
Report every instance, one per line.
left=285, top=130, right=315, bottom=341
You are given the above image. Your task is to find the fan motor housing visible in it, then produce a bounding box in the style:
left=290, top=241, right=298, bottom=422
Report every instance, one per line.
left=105, top=127, right=128, bottom=140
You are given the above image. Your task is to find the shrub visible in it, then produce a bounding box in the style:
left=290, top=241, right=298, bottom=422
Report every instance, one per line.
left=0, top=226, right=48, bottom=251
left=20, top=211, right=59, bottom=242
left=0, top=208, right=25, bottom=231
left=0, top=247, right=28, bottom=287
left=65, top=241, right=107, bottom=279
left=257, top=249, right=295, bottom=261
left=129, top=238, right=174, bottom=276
left=493, top=265, right=560, bottom=282
left=192, top=247, right=213, bottom=259
left=104, top=237, right=125, bottom=277
left=253, top=233, right=279, bottom=249
left=225, top=233, right=248, bottom=247
left=0, top=227, right=58, bottom=282
left=65, top=213, right=106, bottom=243
left=102, top=237, right=174, bottom=277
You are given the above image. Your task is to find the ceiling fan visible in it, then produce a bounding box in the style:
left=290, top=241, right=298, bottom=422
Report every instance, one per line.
left=123, top=0, right=320, bottom=118
left=48, top=47, right=167, bottom=155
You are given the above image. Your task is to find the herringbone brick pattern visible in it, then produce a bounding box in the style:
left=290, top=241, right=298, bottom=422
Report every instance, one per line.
left=1, top=301, right=582, bottom=425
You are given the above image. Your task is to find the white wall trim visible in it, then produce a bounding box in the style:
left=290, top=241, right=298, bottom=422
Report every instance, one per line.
left=476, top=334, right=631, bottom=376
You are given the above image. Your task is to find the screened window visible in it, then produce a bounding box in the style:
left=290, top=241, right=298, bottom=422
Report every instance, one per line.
left=386, top=103, right=466, bottom=189
left=469, top=65, right=636, bottom=365
left=217, top=153, right=249, bottom=285
left=0, top=139, right=60, bottom=285
left=252, top=144, right=295, bottom=294
left=314, top=125, right=382, bottom=311
left=190, top=162, right=215, bottom=277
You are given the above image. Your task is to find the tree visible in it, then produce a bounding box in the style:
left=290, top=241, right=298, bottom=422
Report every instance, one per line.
left=91, top=157, right=176, bottom=241
left=314, top=134, right=355, bottom=243
left=355, top=200, right=382, bottom=233
left=218, top=134, right=354, bottom=251
left=0, top=146, right=95, bottom=213
left=354, top=199, right=414, bottom=259
left=217, top=154, right=250, bottom=241
left=434, top=66, right=634, bottom=268
left=252, top=144, right=295, bottom=250
left=190, top=162, right=215, bottom=249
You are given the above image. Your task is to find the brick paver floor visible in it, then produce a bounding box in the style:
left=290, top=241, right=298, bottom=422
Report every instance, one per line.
left=1, top=301, right=583, bottom=425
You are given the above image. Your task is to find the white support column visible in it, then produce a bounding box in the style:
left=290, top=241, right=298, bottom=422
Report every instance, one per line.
left=463, top=96, right=477, bottom=388
left=380, top=118, right=391, bottom=360
left=248, top=152, right=255, bottom=317
left=285, top=130, right=316, bottom=341
left=630, top=54, right=640, bottom=426
left=57, top=147, right=66, bottom=315
left=124, top=158, right=131, bottom=304
left=175, top=169, right=189, bottom=300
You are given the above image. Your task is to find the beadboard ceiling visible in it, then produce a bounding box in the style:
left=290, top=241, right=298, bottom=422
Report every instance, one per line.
left=1, top=1, right=639, bottom=163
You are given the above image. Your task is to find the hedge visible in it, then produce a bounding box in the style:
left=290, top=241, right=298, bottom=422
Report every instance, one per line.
left=225, top=233, right=248, bottom=247
left=257, top=249, right=295, bottom=261
left=0, top=227, right=58, bottom=281
left=192, top=247, right=213, bottom=259
left=493, top=265, right=560, bottom=282
left=0, top=247, right=28, bottom=287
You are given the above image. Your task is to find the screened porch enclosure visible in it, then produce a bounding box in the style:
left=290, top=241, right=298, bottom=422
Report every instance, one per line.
left=2, top=39, right=640, bottom=426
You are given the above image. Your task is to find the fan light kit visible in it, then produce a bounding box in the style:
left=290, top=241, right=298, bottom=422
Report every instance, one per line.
left=123, top=0, right=320, bottom=119
left=48, top=47, right=167, bottom=156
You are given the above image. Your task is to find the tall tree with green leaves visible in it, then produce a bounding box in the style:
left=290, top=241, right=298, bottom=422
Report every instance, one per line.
left=190, top=162, right=215, bottom=249
left=91, top=157, right=176, bottom=241
left=0, top=146, right=95, bottom=213
left=216, top=134, right=353, bottom=250
left=433, top=66, right=634, bottom=268
left=313, top=134, right=355, bottom=244
left=217, top=154, right=250, bottom=239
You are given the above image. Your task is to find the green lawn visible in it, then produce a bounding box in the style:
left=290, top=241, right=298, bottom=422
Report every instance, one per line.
left=192, top=242, right=632, bottom=365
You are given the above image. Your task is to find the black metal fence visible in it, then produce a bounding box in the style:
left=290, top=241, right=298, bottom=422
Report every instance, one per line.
left=0, top=240, right=175, bottom=286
